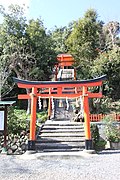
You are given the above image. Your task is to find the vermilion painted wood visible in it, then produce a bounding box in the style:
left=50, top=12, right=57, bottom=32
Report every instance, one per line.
left=30, top=87, right=37, bottom=141
left=83, top=86, right=91, bottom=139
left=48, top=88, right=52, bottom=118
left=57, top=54, right=74, bottom=67
left=90, top=114, right=120, bottom=122
left=18, top=92, right=103, bottom=99
left=16, top=81, right=102, bottom=89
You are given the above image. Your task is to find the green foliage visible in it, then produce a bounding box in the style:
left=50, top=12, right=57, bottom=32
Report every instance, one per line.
left=91, top=124, right=106, bottom=150
left=66, top=9, right=103, bottom=79
left=103, top=115, right=120, bottom=142
left=51, top=26, right=72, bottom=54
left=26, top=18, right=57, bottom=81
left=90, top=97, right=113, bottom=114
left=0, top=4, right=120, bottom=109
left=0, top=4, right=57, bottom=102
left=91, top=124, right=99, bottom=145
left=95, top=140, right=106, bottom=150
left=7, top=107, right=28, bottom=135
left=92, top=48, right=120, bottom=99
left=0, top=4, right=32, bottom=99
left=37, top=111, right=48, bottom=123
left=7, top=107, right=48, bottom=135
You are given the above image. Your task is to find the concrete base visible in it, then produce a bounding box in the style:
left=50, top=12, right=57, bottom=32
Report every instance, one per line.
left=83, top=149, right=96, bottom=154
left=19, top=150, right=97, bottom=160
left=85, top=139, right=93, bottom=150
left=24, top=150, right=37, bottom=155
left=19, top=150, right=37, bottom=160
left=28, top=140, right=36, bottom=150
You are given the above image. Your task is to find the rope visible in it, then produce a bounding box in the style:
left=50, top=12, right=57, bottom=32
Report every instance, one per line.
left=51, top=96, right=54, bottom=110
left=66, top=97, right=69, bottom=111
left=38, top=96, right=42, bottom=109
left=80, top=95, right=84, bottom=117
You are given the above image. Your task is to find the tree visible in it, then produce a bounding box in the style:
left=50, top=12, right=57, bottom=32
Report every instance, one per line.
left=66, top=9, right=103, bottom=79
left=51, top=24, right=73, bottom=54
left=0, top=5, right=36, bottom=103
left=0, top=4, right=25, bottom=100
left=92, top=47, right=120, bottom=100
left=103, top=21, right=120, bottom=50
left=0, top=4, right=57, bottom=113
left=0, top=52, right=13, bottom=100
left=26, top=19, right=57, bottom=81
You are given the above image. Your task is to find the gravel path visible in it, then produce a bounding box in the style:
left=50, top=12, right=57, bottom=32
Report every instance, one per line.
left=0, top=150, right=120, bottom=180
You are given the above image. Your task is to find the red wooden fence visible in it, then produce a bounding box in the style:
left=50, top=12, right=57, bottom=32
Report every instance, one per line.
left=90, top=114, right=120, bottom=122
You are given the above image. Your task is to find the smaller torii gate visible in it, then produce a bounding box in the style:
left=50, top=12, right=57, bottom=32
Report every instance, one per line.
left=13, top=75, right=106, bottom=151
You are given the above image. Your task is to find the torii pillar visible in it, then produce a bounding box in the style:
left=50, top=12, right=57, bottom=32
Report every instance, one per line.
left=28, top=87, right=37, bottom=150
left=83, top=86, right=92, bottom=149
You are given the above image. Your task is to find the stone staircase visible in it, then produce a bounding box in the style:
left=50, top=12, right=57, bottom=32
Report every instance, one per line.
left=35, top=66, right=85, bottom=152
left=36, top=120, right=85, bottom=152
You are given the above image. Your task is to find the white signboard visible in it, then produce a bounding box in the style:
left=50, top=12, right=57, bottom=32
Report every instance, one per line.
left=0, top=111, right=4, bottom=131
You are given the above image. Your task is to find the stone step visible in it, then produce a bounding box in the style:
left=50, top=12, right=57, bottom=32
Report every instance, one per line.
left=36, top=141, right=85, bottom=147
left=42, top=126, right=84, bottom=129
left=42, top=124, right=84, bottom=129
left=37, top=137, right=85, bottom=142
left=36, top=143, right=85, bottom=150
left=40, top=129, right=85, bottom=133
left=39, top=132, right=85, bottom=137
left=36, top=119, right=85, bottom=152
left=45, top=121, right=84, bottom=126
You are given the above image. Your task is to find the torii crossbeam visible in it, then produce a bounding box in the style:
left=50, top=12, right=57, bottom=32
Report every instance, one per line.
left=13, top=75, right=106, bottom=151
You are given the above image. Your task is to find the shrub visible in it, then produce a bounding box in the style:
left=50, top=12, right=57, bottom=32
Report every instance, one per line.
left=103, top=115, right=120, bottom=142
left=7, top=107, right=29, bottom=135
left=91, top=124, right=106, bottom=150
left=7, top=107, right=47, bottom=135
left=37, top=111, right=48, bottom=124
left=91, top=124, right=99, bottom=146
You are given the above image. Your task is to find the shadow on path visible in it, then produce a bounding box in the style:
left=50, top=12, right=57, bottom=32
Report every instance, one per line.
left=98, top=149, right=120, bottom=155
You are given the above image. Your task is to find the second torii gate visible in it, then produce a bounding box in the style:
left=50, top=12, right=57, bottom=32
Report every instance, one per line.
left=13, top=75, right=106, bottom=151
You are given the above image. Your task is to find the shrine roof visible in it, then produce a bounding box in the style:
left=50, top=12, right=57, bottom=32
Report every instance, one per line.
left=0, top=101, right=16, bottom=106
left=13, top=75, right=106, bottom=86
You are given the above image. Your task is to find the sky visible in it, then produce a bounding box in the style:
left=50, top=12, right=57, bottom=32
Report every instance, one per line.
left=0, top=0, right=120, bottom=30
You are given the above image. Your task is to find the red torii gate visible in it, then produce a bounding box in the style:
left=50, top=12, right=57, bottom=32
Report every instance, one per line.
left=13, top=75, right=106, bottom=151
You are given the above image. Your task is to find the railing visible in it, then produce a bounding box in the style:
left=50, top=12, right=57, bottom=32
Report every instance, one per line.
left=90, top=114, right=120, bottom=122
